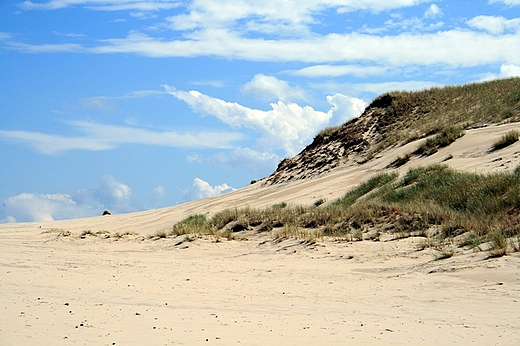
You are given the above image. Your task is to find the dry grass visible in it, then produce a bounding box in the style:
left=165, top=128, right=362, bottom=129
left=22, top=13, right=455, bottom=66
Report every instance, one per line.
left=366, top=77, right=520, bottom=155
left=491, top=130, right=520, bottom=151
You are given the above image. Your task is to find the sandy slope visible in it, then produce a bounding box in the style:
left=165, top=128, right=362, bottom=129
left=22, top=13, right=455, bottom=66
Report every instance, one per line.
left=1, top=122, right=520, bottom=345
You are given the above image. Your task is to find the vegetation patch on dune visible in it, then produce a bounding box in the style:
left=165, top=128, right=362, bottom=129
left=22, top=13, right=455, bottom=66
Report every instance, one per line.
left=171, top=165, right=520, bottom=256
left=491, top=129, right=520, bottom=151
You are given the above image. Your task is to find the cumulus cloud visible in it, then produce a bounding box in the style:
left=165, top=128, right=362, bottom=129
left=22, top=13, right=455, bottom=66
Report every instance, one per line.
left=96, top=175, right=136, bottom=212
left=0, top=121, right=243, bottom=155
left=181, top=178, right=234, bottom=202
left=0, top=175, right=142, bottom=223
left=424, top=4, right=442, bottom=18
left=480, top=63, right=520, bottom=80
left=467, top=15, right=520, bottom=35
left=500, top=63, right=520, bottom=77
left=241, top=74, right=308, bottom=102
left=0, top=192, right=95, bottom=223
left=166, top=84, right=365, bottom=156
left=327, top=94, right=368, bottom=125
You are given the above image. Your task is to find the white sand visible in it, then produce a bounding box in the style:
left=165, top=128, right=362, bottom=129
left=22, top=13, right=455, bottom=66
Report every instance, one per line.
left=1, top=122, right=519, bottom=345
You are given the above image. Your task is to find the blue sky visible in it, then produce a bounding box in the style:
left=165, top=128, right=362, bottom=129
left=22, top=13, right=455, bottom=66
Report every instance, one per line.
left=1, top=0, right=519, bottom=223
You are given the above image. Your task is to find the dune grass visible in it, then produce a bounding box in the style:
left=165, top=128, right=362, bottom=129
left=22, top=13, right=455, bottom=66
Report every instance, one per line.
left=170, top=164, right=520, bottom=255
left=491, top=130, right=520, bottom=151
left=363, top=77, right=520, bottom=157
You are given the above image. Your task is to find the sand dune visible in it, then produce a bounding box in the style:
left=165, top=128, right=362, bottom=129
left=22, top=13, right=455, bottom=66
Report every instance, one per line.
left=1, top=122, right=520, bottom=345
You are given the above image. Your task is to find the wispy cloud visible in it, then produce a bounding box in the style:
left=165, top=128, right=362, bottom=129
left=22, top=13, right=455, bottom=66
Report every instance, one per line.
left=5, top=27, right=517, bottom=70
left=80, top=89, right=166, bottom=110
left=20, top=0, right=181, bottom=11
left=488, top=0, right=520, bottom=6
left=290, top=64, right=388, bottom=78
left=0, top=121, right=244, bottom=155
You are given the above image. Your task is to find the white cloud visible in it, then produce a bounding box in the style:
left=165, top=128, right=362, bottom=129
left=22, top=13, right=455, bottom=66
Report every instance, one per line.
left=0, top=121, right=243, bottom=155
left=327, top=94, right=368, bottom=125
left=479, top=63, right=520, bottom=80
left=181, top=178, right=234, bottom=202
left=500, top=63, right=520, bottom=77
left=488, top=0, right=520, bottom=6
left=467, top=15, right=520, bottom=35
left=241, top=74, right=308, bottom=102
left=96, top=175, right=135, bottom=212
left=291, top=64, right=388, bottom=78
left=1, top=192, right=96, bottom=222
left=166, top=84, right=366, bottom=156
left=19, top=28, right=514, bottom=68
left=20, top=0, right=180, bottom=11
left=0, top=175, right=143, bottom=222
left=166, top=0, right=429, bottom=36
left=166, top=86, right=326, bottom=155
left=424, top=4, right=442, bottom=18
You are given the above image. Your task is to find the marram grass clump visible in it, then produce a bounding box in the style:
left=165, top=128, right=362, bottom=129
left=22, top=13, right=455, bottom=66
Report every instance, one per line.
left=491, top=129, right=519, bottom=151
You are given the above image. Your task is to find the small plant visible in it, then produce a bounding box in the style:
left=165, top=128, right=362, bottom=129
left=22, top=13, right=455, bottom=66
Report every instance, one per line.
left=113, top=231, right=138, bottom=240
left=314, top=198, right=326, bottom=207
left=79, top=230, right=97, bottom=239
left=148, top=230, right=169, bottom=239
left=389, top=152, right=412, bottom=168
left=491, top=130, right=519, bottom=151
left=272, top=202, right=288, bottom=209
left=489, top=230, right=509, bottom=257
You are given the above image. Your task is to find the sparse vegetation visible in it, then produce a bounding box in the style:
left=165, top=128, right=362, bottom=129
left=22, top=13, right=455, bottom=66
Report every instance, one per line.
left=389, top=152, right=412, bottom=168
left=367, top=78, right=519, bottom=156
left=314, top=125, right=341, bottom=142
left=491, top=130, right=519, bottom=151
left=41, top=228, right=71, bottom=238
left=79, top=230, right=97, bottom=238
left=414, top=126, right=465, bottom=156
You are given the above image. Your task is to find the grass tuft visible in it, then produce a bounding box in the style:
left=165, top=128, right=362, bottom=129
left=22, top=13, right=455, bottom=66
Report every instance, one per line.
left=491, top=130, right=519, bottom=151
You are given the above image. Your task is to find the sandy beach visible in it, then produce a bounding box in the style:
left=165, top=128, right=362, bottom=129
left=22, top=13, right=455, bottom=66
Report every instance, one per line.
left=2, top=122, right=520, bottom=345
